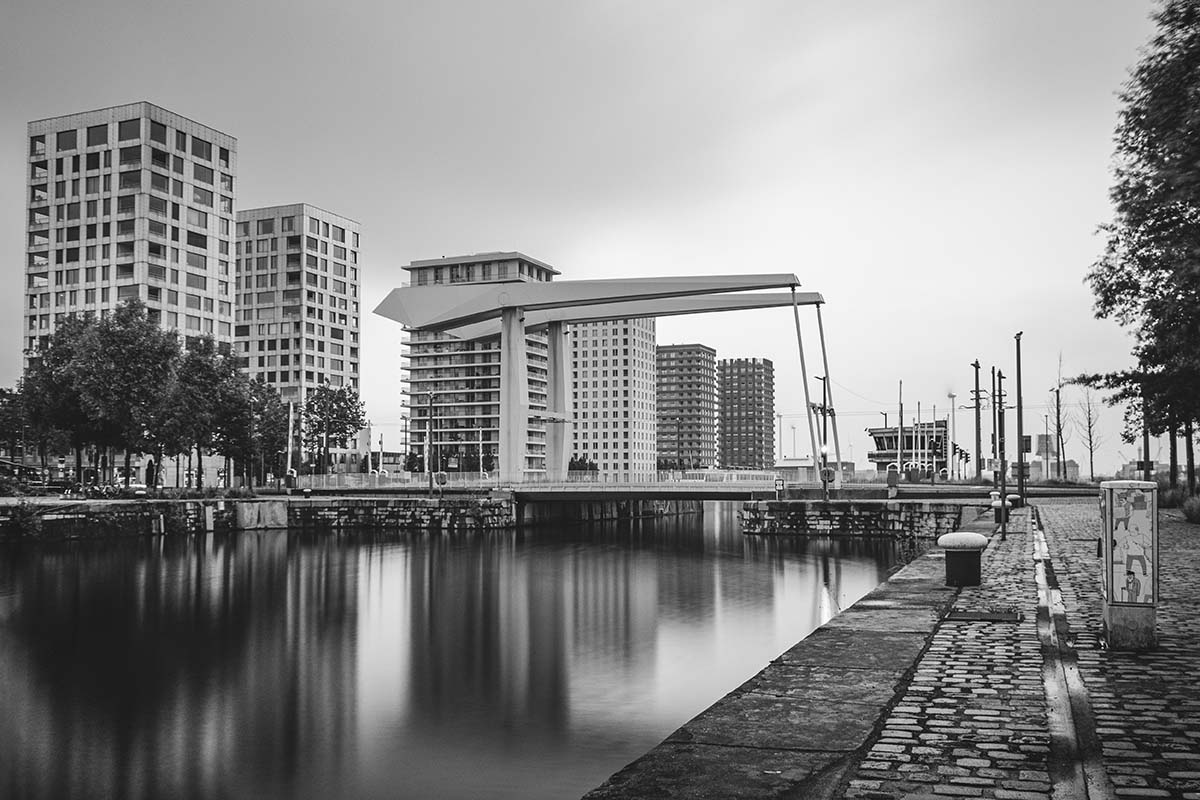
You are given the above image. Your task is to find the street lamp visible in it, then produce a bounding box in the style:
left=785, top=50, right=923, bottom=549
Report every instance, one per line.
left=947, top=392, right=957, bottom=480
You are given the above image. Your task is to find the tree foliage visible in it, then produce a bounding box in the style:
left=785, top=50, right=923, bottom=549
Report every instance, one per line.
left=11, top=300, right=287, bottom=489
left=301, top=384, right=366, bottom=473
left=1084, top=1, right=1200, bottom=462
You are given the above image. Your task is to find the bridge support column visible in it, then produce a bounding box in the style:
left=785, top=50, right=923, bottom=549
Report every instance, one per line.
left=499, top=306, right=530, bottom=484
left=545, top=321, right=571, bottom=480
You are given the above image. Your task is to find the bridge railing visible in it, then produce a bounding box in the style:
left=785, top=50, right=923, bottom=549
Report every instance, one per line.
left=297, top=469, right=783, bottom=491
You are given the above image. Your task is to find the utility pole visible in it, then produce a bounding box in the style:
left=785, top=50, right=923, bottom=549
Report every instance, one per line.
left=998, top=370, right=1008, bottom=540
left=880, top=411, right=888, bottom=428
left=990, top=366, right=998, bottom=471
left=1044, top=414, right=1050, bottom=480
left=1015, top=332, right=1025, bottom=501
left=1143, top=394, right=1152, bottom=482
left=972, top=360, right=981, bottom=481
left=898, top=380, right=904, bottom=478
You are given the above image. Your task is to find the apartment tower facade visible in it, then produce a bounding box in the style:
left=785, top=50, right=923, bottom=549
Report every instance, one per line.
left=718, top=357, right=775, bottom=469
left=570, top=317, right=657, bottom=477
left=655, top=343, right=718, bottom=469
left=25, top=103, right=237, bottom=354
left=234, top=204, right=361, bottom=405
left=403, top=253, right=558, bottom=475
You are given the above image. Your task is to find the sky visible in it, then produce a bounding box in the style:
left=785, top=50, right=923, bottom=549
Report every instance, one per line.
left=0, top=0, right=1165, bottom=475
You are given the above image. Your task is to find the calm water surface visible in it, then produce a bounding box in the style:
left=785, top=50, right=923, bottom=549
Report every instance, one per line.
left=0, top=502, right=902, bottom=800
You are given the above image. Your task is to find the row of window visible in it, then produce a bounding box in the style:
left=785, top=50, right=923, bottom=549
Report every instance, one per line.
left=32, top=122, right=230, bottom=167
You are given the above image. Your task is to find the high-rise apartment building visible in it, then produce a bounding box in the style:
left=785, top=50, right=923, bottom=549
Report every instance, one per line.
left=655, top=343, right=718, bottom=469
left=570, top=318, right=657, bottom=477
left=718, top=357, right=775, bottom=469
left=234, top=204, right=361, bottom=405
left=403, top=253, right=558, bottom=475
left=25, top=103, right=237, bottom=353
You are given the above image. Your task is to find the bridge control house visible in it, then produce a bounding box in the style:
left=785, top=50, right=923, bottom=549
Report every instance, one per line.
left=867, top=420, right=950, bottom=476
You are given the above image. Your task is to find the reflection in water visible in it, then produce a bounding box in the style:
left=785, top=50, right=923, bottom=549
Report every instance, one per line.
left=0, top=503, right=900, bottom=800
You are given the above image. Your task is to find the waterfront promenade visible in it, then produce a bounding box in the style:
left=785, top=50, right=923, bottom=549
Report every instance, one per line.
left=586, top=498, right=1200, bottom=799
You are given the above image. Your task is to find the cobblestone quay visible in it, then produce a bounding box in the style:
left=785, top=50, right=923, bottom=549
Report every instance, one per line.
left=584, top=499, right=1200, bottom=799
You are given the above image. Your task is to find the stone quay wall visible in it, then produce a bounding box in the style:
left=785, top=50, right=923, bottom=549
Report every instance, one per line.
left=741, top=499, right=971, bottom=538
left=520, top=498, right=703, bottom=526
left=0, top=496, right=519, bottom=541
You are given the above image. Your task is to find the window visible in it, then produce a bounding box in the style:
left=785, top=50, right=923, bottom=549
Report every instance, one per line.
left=309, top=217, right=320, bottom=234
left=85, top=152, right=100, bottom=170
left=117, top=195, right=136, bottom=214
left=187, top=231, right=207, bottom=249
left=236, top=221, right=250, bottom=237
left=219, top=147, right=230, bottom=168
left=149, top=196, right=168, bottom=217
left=219, top=196, right=232, bottom=213
left=186, top=252, right=206, bottom=269
left=86, top=125, right=108, bottom=146
left=186, top=273, right=207, bottom=290
left=191, top=137, right=212, bottom=161
left=117, top=119, right=140, bottom=141
left=193, top=164, right=213, bottom=184
left=119, top=170, right=142, bottom=190
left=30, top=135, right=46, bottom=156
left=187, top=208, right=207, bottom=228
left=150, top=121, right=167, bottom=145
left=220, top=173, right=233, bottom=191
left=150, top=172, right=169, bottom=193
left=281, top=216, right=295, bottom=232
left=119, top=145, right=140, bottom=165
left=193, top=187, right=213, bottom=207
left=176, top=130, right=187, bottom=150
left=257, top=218, right=274, bottom=235
left=56, top=130, right=77, bottom=150
left=332, top=225, right=345, bottom=242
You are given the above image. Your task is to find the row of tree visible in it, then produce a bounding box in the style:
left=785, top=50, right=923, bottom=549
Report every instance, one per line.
left=1, top=300, right=366, bottom=488
left=1084, top=0, right=1200, bottom=491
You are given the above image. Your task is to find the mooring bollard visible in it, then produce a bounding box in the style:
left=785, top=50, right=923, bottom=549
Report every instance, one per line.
left=991, top=498, right=1011, bottom=524
left=937, top=531, right=989, bottom=587
left=1007, top=492, right=1022, bottom=510
left=1100, top=480, right=1157, bottom=649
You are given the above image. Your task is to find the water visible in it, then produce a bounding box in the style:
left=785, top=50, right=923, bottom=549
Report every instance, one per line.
left=0, top=502, right=902, bottom=800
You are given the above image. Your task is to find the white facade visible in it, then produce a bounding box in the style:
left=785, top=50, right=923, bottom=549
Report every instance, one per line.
left=570, top=318, right=657, bottom=477
left=25, top=102, right=237, bottom=353
left=402, top=253, right=559, bottom=474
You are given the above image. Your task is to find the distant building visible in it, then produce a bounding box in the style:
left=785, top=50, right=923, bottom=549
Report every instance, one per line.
left=718, top=358, right=774, bottom=469
left=866, top=420, right=949, bottom=473
left=403, top=253, right=559, bottom=474
left=656, top=344, right=718, bottom=468
left=776, top=456, right=855, bottom=483
left=570, top=318, right=657, bottom=477
left=24, top=102, right=237, bottom=355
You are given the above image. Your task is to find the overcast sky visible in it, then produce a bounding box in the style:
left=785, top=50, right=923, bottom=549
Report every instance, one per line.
left=0, top=0, right=1163, bottom=474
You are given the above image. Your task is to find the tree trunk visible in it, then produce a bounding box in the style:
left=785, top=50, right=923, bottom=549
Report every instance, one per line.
left=1169, top=421, right=1179, bottom=488
left=196, top=445, right=204, bottom=489
left=1187, top=419, right=1196, bottom=495
left=123, top=450, right=132, bottom=488
left=74, top=445, right=83, bottom=489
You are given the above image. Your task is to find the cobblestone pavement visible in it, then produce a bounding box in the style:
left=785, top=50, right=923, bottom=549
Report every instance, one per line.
left=840, top=499, right=1200, bottom=800
left=1040, top=499, right=1200, bottom=799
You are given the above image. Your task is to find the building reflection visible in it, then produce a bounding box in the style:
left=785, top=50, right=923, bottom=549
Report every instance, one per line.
left=0, top=533, right=360, bottom=800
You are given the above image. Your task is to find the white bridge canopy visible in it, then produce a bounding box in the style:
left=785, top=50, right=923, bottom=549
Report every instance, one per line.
left=374, top=273, right=837, bottom=484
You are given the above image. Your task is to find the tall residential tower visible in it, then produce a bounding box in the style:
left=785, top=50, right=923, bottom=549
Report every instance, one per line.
left=655, top=343, right=718, bottom=469
left=403, top=253, right=559, bottom=475
left=570, top=318, right=657, bottom=477
left=25, top=102, right=237, bottom=353
left=718, top=357, right=775, bottom=469
left=234, top=204, right=361, bottom=405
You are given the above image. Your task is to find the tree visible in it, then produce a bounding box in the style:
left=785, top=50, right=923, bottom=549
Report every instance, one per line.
left=302, top=384, right=366, bottom=474
left=212, top=378, right=289, bottom=486
left=1077, top=389, right=1105, bottom=482
left=69, top=301, right=180, bottom=486
left=0, top=388, right=25, bottom=460
left=1085, top=1, right=1200, bottom=477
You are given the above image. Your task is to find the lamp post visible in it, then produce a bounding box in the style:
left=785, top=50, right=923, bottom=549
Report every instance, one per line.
left=998, top=369, right=1008, bottom=540
left=427, top=390, right=434, bottom=497
left=1015, top=331, right=1025, bottom=501
left=790, top=425, right=797, bottom=459
left=971, top=360, right=982, bottom=481
left=947, top=392, right=957, bottom=481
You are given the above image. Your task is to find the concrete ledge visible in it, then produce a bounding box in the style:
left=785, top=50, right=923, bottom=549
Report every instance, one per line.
left=582, top=549, right=959, bottom=799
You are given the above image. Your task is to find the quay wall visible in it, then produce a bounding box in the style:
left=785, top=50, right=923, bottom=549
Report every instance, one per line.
left=0, top=496, right=519, bottom=541
left=741, top=499, right=970, bottom=538
left=519, top=498, right=702, bottom=526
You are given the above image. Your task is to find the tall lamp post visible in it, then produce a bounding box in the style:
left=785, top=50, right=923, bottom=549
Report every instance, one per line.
left=1015, top=332, right=1025, bottom=500
left=998, top=370, right=1008, bottom=541
left=947, top=392, right=957, bottom=481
